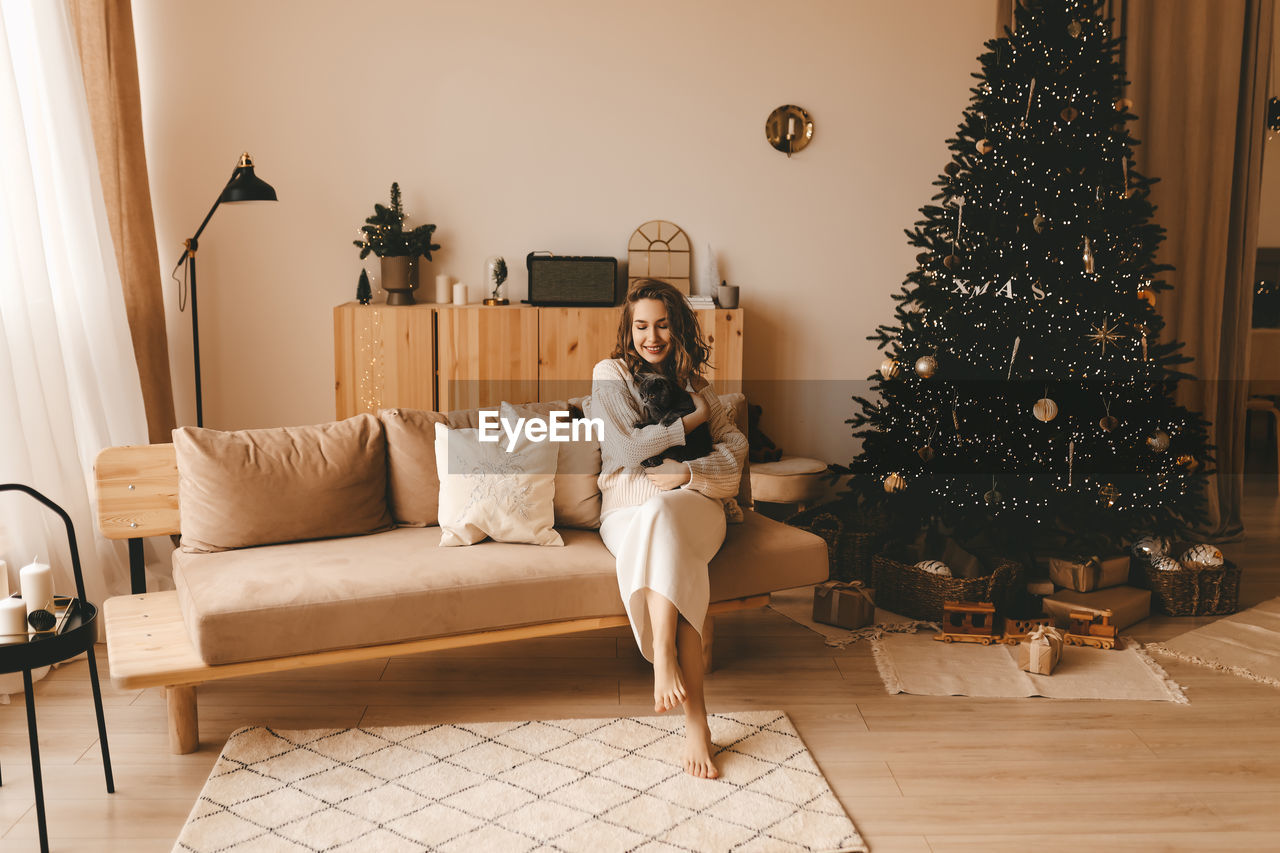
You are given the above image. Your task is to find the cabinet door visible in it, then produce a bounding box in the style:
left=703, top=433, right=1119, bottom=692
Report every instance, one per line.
left=538, top=307, right=624, bottom=402
left=334, top=303, right=435, bottom=418
left=436, top=305, right=539, bottom=410
left=698, top=309, right=742, bottom=394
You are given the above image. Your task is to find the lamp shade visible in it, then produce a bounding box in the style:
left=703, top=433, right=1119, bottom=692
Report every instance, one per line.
left=219, top=153, right=277, bottom=203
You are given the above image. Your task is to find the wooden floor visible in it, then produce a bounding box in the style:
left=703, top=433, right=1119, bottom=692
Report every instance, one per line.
left=2, top=477, right=1278, bottom=852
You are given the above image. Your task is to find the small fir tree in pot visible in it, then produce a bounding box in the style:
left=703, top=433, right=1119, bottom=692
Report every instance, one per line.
left=353, top=182, right=441, bottom=305
left=484, top=256, right=509, bottom=306
left=355, top=269, right=372, bottom=305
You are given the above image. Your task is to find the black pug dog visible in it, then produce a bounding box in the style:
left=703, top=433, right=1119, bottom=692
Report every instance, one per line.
left=633, top=372, right=713, bottom=467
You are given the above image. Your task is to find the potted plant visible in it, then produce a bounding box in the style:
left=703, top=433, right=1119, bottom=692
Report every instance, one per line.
left=483, top=256, right=509, bottom=306
left=353, top=182, right=441, bottom=305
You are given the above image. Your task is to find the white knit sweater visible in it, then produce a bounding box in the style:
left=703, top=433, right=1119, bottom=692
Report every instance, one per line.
left=591, top=358, right=747, bottom=520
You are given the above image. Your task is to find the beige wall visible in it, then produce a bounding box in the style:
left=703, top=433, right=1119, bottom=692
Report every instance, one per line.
left=133, top=0, right=992, bottom=466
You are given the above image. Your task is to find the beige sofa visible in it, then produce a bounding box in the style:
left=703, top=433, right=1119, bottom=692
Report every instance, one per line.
left=95, top=397, right=829, bottom=754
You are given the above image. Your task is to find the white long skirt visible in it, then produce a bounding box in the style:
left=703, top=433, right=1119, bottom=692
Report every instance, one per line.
left=600, top=490, right=727, bottom=662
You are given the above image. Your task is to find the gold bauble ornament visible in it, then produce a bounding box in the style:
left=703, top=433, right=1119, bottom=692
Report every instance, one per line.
left=1033, top=397, right=1059, bottom=422
left=1060, top=106, right=1079, bottom=122
left=1177, top=453, right=1199, bottom=471
left=1032, top=213, right=1046, bottom=233
left=1067, top=20, right=1083, bottom=37
left=984, top=487, right=1003, bottom=505
left=1147, top=429, right=1171, bottom=453
left=1099, top=482, right=1120, bottom=507
left=915, top=356, right=938, bottom=378
left=884, top=472, right=907, bottom=493
left=1099, top=415, right=1120, bottom=432
left=879, top=358, right=900, bottom=380
left=943, top=254, right=961, bottom=270
left=917, top=445, right=936, bottom=462
left=916, top=251, right=932, bottom=266
left=1115, top=97, right=1133, bottom=111
left=976, top=138, right=994, bottom=155
left=1137, top=287, right=1156, bottom=307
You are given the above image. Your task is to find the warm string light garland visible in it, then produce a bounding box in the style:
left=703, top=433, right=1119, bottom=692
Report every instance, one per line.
left=851, top=0, right=1210, bottom=544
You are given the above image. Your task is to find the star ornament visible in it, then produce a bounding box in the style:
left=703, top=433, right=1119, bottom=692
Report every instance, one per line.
left=1086, top=317, right=1125, bottom=354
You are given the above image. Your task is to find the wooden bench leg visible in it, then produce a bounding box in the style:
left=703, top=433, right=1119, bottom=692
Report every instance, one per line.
left=166, top=685, right=199, bottom=754
left=702, top=615, right=715, bottom=674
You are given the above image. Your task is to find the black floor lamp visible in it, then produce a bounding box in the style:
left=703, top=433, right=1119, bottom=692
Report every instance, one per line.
left=172, top=152, right=277, bottom=427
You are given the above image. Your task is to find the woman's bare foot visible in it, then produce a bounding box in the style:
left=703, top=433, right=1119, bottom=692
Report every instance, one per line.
left=653, top=653, right=687, bottom=712
left=683, top=719, right=719, bottom=779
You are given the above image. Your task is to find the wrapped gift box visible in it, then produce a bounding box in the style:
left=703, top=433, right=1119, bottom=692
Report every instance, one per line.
left=812, top=581, right=875, bottom=630
left=1018, top=625, right=1064, bottom=674
left=1043, top=585, right=1151, bottom=630
left=1047, top=554, right=1130, bottom=592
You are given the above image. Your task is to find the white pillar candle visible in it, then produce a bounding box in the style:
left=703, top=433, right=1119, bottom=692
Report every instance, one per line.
left=434, top=274, right=453, bottom=304
left=0, top=559, right=8, bottom=597
left=0, top=595, right=26, bottom=637
left=19, top=559, right=53, bottom=617
left=453, top=282, right=468, bottom=305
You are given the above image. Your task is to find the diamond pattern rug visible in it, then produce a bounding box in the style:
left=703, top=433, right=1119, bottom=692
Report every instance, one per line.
left=175, top=710, right=866, bottom=852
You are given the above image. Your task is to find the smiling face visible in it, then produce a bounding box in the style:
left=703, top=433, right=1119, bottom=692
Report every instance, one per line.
left=631, top=298, right=673, bottom=366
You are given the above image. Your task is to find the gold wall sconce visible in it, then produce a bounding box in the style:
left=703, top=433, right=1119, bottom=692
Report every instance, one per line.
left=766, top=105, right=814, bottom=157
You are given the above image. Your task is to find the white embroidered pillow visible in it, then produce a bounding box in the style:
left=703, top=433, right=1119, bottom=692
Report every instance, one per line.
left=503, top=399, right=602, bottom=529
left=434, top=418, right=563, bottom=547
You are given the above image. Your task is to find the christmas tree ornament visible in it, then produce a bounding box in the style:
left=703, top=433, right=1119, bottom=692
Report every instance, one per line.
left=944, top=161, right=961, bottom=177
left=976, top=138, right=994, bottom=154
left=1132, top=536, right=1168, bottom=559
left=879, top=357, right=900, bottom=379
left=917, top=444, right=936, bottom=462
left=1022, top=77, right=1037, bottom=127
left=1068, top=439, right=1075, bottom=487
left=1082, top=236, right=1096, bottom=273
left=1180, top=544, right=1224, bottom=567
left=915, top=560, right=952, bottom=576
left=1086, top=317, right=1124, bottom=354
left=1033, top=397, right=1059, bottom=422
left=1067, top=20, right=1083, bottom=37
left=1121, top=157, right=1135, bottom=198
left=1151, top=555, right=1181, bottom=572
left=1099, top=415, right=1119, bottom=432
left=984, top=476, right=1003, bottom=504
left=916, top=251, right=932, bottom=265
left=915, top=355, right=938, bottom=378
left=1147, top=429, right=1171, bottom=452
left=1115, top=97, right=1133, bottom=111
left=1060, top=106, right=1079, bottom=122
left=883, top=472, right=906, bottom=493
left=943, top=254, right=961, bottom=270
left=1033, top=212, right=1046, bottom=233
left=1141, top=329, right=1149, bottom=360
left=1006, top=335, right=1021, bottom=379
left=1098, top=482, right=1120, bottom=507
left=1137, top=286, right=1156, bottom=306
left=1177, top=453, right=1199, bottom=471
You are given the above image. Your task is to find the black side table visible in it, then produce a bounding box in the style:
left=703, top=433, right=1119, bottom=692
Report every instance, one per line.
left=0, top=484, right=114, bottom=853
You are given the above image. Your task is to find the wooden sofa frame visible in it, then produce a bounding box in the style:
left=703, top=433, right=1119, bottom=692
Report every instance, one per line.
left=95, top=444, right=768, bottom=754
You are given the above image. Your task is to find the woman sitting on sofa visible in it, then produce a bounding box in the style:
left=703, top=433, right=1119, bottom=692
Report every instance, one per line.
left=591, top=279, right=747, bottom=779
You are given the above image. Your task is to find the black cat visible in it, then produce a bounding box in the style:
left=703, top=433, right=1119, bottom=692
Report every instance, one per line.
left=632, top=372, right=713, bottom=468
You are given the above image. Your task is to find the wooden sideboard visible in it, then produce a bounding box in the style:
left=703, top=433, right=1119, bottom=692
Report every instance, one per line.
left=334, top=303, right=743, bottom=417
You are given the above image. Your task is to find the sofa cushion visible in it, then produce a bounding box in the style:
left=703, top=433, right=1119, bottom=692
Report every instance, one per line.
left=172, top=509, right=829, bottom=665
left=381, top=400, right=604, bottom=529
left=379, top=408, right=449, bottom=527
left=435, top=415, right=562, bottom=547
left=173, top=414, right=393, bottom=552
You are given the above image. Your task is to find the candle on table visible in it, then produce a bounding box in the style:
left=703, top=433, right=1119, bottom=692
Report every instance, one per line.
left=435, top=274, right=452, bottom=304
left=20, top=558, right=53, bottom=618
left=0, top=559, right=7, bottom=597
left=453, top=282, right=468, bottom=305
left=0, top=595, right=26, bottom=637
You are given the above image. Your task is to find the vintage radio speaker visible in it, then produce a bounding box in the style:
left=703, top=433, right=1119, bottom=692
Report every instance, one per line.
left=525, top=253, right=618, bottom=306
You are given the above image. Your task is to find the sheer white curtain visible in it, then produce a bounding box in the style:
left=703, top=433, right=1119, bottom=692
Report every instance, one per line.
left=0, top=0, right=149, bottom=663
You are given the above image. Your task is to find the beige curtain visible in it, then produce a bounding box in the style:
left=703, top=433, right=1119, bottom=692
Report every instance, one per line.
left=1117, top=0, right=1274, bottom=537
left=68, top=0, right=175, bottom=444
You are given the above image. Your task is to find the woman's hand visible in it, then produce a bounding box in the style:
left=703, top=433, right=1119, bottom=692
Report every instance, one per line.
left=682, top=390, right=710, bottom=433
left=645, top=459, right=691, bottom=490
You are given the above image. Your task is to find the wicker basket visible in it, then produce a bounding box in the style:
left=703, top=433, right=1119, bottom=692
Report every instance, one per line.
left=786, top=503, right=882, bottom=583
left=872, top=553, right=1024, bottom=621
left=1142, top=558, right=1240, bottom=617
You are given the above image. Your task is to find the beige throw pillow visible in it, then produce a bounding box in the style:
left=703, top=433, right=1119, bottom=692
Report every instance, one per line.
left=174, top=414, right=394, bottom=552
left=504, top=399, right=602, bottom=529
left=379, top=407, right=449, bottom=526
left=434, top=413, right=563, bottom=547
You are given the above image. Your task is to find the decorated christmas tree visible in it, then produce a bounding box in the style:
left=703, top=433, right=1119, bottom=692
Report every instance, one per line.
left=848, top=0, right=1211, bottom=554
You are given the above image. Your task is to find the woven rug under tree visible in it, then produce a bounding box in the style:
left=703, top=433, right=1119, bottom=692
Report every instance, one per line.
left=1147, top=596, right=1280, bottom=687
left=176, top=710, right=866, bottom=853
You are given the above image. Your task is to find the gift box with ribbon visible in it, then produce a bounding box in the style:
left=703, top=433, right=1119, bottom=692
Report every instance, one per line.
left=1018, top=624, right=1064, bottom=675
left=1047, top=554, right=1130, bottom=592
left=812, top=581, right=875, bottom=630
left=1043, top=585, right=1151, bottom=630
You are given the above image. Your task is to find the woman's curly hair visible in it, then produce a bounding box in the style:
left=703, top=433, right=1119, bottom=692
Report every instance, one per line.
left=611, top=279, right=711, bottom=387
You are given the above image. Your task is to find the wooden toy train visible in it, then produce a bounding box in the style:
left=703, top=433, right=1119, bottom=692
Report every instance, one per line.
left=933, top=600, right=1117, bottom=649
